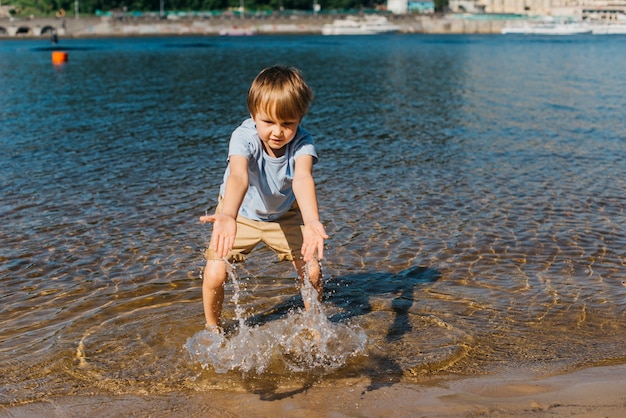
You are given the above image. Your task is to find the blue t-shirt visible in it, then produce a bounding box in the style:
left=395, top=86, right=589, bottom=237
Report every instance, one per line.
left=220, top=118, right=318, bottom=222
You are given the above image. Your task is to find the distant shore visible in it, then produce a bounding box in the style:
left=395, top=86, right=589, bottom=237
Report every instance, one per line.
left=0, top=14, right=509, bottom=38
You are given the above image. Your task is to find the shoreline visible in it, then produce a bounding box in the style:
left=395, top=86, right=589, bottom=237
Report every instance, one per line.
left=0, top=14, right=509, bottom=38
left=3, top=363, right=625, bottom=417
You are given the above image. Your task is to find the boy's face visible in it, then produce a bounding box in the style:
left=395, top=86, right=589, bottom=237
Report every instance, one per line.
left=252, top=110, right=300, bottom=158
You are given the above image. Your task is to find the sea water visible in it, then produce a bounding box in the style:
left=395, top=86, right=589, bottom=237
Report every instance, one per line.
left=1, top=34, right=625, bottom=405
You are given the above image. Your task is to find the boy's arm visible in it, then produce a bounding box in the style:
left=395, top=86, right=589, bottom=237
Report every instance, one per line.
left=199, top=155, right=248, bottom=258
left=293, top=155, right=328, bottom=262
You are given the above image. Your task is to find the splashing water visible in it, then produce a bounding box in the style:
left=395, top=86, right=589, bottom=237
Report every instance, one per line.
left=185, top=261, right=367, bottom=374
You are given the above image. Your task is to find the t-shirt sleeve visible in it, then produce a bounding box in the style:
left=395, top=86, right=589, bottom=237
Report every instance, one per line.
left=227, top=124, right=255, bottom=160
left=293, top=130, right=318, bottom=164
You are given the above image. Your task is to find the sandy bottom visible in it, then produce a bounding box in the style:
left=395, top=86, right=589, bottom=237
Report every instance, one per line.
left=2, top=364, right=625, bottom=417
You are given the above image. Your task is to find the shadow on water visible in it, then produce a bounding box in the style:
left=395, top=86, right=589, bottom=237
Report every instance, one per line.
left=327, top=265, right=441, bottom=332
left=246, top=376, right=318, bottom=402
left=243, top=265, right=441, bottom=395
left=329, top=266, right=441, bottom=392
left=245, top=266, right=440, bottom=326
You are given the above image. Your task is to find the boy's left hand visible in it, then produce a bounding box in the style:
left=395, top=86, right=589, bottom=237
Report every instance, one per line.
left=301, top=220, right=329, bottom=262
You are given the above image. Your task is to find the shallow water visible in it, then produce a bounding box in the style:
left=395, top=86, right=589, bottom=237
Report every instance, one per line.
left=184, top=262, right=367, bottom=375
left=1, top=34, right=625, bottom=405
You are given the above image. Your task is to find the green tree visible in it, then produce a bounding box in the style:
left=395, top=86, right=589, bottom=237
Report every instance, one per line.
left=433, top=0, right=448, bottom=13
left=8, top=0, right=404, bottom=15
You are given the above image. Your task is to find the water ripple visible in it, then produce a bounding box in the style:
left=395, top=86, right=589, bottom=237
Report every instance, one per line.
left=1, top=35, right=626, bottom=404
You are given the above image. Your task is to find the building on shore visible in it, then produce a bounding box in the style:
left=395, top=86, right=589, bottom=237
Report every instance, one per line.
left=408, top=1, right=437, bottom=13
left=389, top=0, right=409, bottom=14
left=448, top=0, right=626, bottom=17
left=388, top=0, right=436, bottom=14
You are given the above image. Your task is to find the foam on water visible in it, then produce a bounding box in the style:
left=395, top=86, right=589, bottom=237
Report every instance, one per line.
left=185, top=261, right=367, bottom=374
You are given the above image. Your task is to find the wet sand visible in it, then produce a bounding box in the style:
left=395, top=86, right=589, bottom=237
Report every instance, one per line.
left=3, top=364, right=625, bottom=417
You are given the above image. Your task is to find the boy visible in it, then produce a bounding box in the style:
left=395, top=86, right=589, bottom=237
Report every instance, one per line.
left=199, top=65, right=328, bottom=332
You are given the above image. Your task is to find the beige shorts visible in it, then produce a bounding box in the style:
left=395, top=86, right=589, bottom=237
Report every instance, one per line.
left=205, top=198, right=304, bottom=262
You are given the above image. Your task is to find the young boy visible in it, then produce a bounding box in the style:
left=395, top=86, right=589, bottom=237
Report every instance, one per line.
left=199, top=65, right=328, bottom=332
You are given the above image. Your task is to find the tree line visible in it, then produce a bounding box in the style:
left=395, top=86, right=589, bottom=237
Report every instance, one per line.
left=7, top=0, right=409, bottom=17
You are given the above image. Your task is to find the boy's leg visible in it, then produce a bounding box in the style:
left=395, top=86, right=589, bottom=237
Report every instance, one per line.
left=201, top=206, right=261, bottom=329
left=202, top=259, right=227, bottom=328
left=264, top=203, right=324, bottom=307
left=293, top=257, right=323, bottom=304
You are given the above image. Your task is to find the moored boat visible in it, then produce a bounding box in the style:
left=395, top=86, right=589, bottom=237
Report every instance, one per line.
left=321, top=16, right=400, bottom=35
left=502, top=19, right=592, bottom=35
left=219, top=26, right=257, bottom=36
left=590, top=23, right=626, bottom=34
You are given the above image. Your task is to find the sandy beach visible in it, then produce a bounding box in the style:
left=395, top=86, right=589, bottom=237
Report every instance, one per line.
left=3, top=364, right=625, bottom=417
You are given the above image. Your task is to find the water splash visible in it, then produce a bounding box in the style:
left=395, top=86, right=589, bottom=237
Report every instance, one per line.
left=185, top=261, right=367, bottom=374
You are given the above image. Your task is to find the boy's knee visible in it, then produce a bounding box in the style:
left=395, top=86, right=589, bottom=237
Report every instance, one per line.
left=203, top=260, right=227, bottom=289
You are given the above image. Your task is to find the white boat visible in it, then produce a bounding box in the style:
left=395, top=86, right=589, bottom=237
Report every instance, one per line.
left=321, top=16, right=400, bottom=36
left=502, top=20, right=592, bottom=35
left=590, top=23, right=626, bottom=35
left=219, top=26, right=257, bottom=36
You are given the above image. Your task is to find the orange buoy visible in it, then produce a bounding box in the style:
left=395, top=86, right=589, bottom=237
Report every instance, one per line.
left=52, top=51, right=68, bottom=65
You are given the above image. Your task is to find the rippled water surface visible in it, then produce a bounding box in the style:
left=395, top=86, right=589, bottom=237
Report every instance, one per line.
left=1, top=34, right=625, bottom=405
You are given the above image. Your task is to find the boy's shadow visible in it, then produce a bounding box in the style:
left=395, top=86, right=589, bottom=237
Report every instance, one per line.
left=326, top=265, right=440, bottom=392
left=326, top=265, right=440, bottom=342
left=244, top=265, right=440, bottom=395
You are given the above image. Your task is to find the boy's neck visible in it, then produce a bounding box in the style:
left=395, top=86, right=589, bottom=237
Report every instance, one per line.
left=262, top=143, right=286, bottom=158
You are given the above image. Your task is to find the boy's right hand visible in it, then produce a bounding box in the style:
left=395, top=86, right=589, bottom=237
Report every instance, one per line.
left=200, top=213, right=237, bottom=259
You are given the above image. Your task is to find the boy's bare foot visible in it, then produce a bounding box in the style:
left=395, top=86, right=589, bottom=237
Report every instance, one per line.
left=205, top=324, right=223, bottom=334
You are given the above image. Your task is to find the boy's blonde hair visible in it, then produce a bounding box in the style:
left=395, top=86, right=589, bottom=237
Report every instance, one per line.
left=247, top=66, right=313, bottom=121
